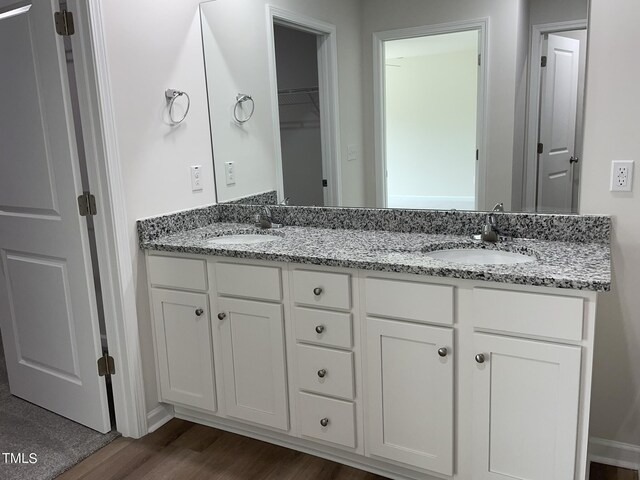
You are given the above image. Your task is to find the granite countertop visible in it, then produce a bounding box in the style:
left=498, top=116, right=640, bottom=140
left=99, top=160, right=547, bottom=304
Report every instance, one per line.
left=140, top=222, right=611, bottom=292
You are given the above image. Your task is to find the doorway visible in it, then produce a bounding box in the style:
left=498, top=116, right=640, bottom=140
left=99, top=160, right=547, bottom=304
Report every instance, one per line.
left=374, top=23, right=485, bottom=210
left=273, top=25, right=325, bottom=206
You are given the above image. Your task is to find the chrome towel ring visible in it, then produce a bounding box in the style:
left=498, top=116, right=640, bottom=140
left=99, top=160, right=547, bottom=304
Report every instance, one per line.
left=233, top=93, right=254, bottom=124
left=165, top=89, right=190, bottom=125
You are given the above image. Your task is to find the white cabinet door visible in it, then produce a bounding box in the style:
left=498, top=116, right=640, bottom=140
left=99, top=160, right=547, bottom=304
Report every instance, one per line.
left=366, top=318, right=454, bottom=475
left=473, top=333, right=582, bottom=480
left=217, top=297, right=289, bottom=430
left=151, top=289, right=216, bottom=412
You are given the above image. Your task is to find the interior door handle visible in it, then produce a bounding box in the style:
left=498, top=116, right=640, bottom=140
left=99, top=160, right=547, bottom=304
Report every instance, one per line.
left=569, top=156, right=579, bottom=164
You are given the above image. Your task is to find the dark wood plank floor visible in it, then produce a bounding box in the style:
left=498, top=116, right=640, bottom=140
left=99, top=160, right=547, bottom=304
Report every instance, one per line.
left=58, top=419, right=383, bottom=480
left=59, top=418, right=639, bottom=480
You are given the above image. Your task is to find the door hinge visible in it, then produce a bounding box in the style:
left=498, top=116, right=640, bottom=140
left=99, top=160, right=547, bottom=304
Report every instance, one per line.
left=97, top=354, right=115, bottom=377
left=322, top=179, right=328, bottom=187
left=77, top=193, right=97, bottom=216
left=476, top=149, right=479, bottom=161
left=537, top=143, right=544, bottom=154
left=478, top=54, right=481, bottom=66
left=54, top=9, right=75, bottom=36
left=541, top=55, right=547, bottom=67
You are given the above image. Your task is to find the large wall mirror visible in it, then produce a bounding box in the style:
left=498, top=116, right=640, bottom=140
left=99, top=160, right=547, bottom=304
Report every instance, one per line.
left=199, top=0, right=588, bottom=213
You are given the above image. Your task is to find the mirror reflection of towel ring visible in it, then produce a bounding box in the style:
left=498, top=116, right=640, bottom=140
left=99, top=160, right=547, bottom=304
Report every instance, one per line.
left=165, top=89, right=190, bottom=125
left=234, top=93, right=254, bottom=124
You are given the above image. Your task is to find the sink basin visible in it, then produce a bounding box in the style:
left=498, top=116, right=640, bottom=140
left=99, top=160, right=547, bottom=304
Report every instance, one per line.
left=425, top=248, right=536, bottom=265
left=206, top=234, right=282, bottom=246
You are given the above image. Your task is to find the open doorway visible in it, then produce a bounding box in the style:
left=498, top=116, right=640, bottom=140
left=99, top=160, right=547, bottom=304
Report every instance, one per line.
left=374, top=24, right=485, bottom=210
left=273, top=25, right=325, bottom=206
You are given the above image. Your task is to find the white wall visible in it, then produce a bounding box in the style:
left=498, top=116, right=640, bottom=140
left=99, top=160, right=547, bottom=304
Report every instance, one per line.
left=200, top=0, right=365, bottom=206
left=581, top=0, right=640, bottom=453
left=100, top=0, right=216, bottom=414
left=386, top=47, right=477, bottom=209
left=361, top=0, right=522, bottom=210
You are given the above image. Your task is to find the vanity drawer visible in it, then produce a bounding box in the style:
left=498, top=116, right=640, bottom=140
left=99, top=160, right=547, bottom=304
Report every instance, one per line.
left=297, top=344, right=354, bottom=400
left=365, top=277, right=454, bottom=326
left=148, top=255, right=207, bottom=291
left=298, top=392, right=356, bottom=448
left=215, top=263, right=282, bottom=301
left=292, top=270, right=351, bottom=310
left=473, top=288, right=584, bottom=341
left=294, top=307, right=353, bottom=349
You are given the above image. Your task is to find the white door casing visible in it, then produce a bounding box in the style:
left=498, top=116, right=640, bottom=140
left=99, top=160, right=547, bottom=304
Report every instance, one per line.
left=0, top=1, right=110, bottom=432
left=473, top=333, right=582, bottom=479
left=537, top=34, right=580, bottom=213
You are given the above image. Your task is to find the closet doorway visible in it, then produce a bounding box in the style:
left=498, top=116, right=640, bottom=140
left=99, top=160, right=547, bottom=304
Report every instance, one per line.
left=267, top=7, right=341, bottom=207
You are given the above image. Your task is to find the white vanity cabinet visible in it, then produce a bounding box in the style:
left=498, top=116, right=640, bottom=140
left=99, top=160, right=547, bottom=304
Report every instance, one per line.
left=145, top=251, right=598, bottom=480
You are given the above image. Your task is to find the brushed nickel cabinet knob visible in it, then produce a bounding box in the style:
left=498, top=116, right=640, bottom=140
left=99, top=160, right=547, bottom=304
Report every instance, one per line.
left=315, top=325, right=325, bottom=334
left=320, top=418, right=329, bottom=427
left=217, top=312, right=226, bottom=321
left=195, top=308, right=204, bottom=317
left=317, top=369, right=327, bottom=378
left=475, top=353, right=486, bottom=364
left=313, top=287, right=323, bottom=296
left=438, top=347, right=448, bottom=357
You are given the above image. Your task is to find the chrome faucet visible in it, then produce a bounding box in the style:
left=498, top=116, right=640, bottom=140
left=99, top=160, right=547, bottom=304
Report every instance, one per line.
left=480, top=203, right=504, bottom=243
left=255, top=206, right=283, bottom=229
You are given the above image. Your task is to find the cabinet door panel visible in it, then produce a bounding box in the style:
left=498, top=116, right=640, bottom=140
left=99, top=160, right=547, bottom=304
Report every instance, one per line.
left=218, top=297, right=289, bottom=430
left=151, top=289, right=216, bottom=411
left=366, top=318, right=453, bottom=475
left=473, top=333, right=581, bottom=480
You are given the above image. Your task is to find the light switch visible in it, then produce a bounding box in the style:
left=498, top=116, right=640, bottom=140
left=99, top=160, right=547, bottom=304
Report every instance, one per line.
left=190, top=165, right=203, bottom=191
left=225, top=161, right=236, bottom=186
left=347, top=144, right=358, bottom=162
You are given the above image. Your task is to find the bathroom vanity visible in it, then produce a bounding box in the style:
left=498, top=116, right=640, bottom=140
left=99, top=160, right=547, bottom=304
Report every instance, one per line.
left=139, top=206, right=610, bottom=480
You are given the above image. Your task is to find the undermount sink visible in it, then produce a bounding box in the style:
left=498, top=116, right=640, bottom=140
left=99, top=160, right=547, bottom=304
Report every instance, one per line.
left=425, top=248, right=536, bottom=265
left=206, top=234, right=282, bottom=246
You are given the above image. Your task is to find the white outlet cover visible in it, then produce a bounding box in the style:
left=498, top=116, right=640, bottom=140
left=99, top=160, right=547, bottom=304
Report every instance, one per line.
left=610, top=160, right=634, bottom=192
left=190, top=165, right=203, bottom=191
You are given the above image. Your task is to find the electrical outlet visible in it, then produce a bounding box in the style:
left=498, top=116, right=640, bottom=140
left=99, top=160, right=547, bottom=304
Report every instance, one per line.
left=190, top=165, right=203, bottom=191
left=610, top=160, right=634, bottom=192
left=225, top=161, right=236, bottom=186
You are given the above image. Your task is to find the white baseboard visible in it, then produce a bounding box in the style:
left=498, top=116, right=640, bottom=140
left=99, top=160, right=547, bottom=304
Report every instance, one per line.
left=146, top=404, right=174, bottom=434
left=589, top=437, right=640, bottom=471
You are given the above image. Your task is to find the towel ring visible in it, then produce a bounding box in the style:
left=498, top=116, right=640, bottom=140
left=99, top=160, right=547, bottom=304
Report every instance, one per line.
left=165, top=89, right=190, bottom=125
left=233, top=93, right=254, bottom=124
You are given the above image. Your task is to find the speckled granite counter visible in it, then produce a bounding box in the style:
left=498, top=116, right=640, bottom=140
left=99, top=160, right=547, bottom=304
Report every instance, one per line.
left=140, top=222, right=611, bottom=292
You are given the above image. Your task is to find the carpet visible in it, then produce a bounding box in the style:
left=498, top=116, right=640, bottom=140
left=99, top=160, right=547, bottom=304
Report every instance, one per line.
left=0, top=333, right=120, bottom=480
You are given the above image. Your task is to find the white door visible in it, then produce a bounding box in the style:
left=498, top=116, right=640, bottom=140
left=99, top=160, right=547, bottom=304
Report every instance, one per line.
left=217, top=297, right=289, bottom=430
left=151, top=289, right=216, bottom=412
left=366, top=317, right=454, bottom=475
left=0, top=1, right=111, bottom=432
left=473, top=333, right=582, bottom=480
left=537, top=34, right=580, bottom=213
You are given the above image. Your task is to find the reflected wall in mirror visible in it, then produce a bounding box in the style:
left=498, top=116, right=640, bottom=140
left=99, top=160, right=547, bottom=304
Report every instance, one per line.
left=200, top=0, right=588, bottom=213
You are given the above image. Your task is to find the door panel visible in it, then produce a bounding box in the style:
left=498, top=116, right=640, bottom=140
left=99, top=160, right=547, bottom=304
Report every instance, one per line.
left=218, top=297, right=289, bottom=430
left=537, top=34, right=580, bottom=213
left=366, top=317, right=454, bottom=475
left=0, top=1, right=110, bottom=432
left=473, top=333, right=582, bottom=480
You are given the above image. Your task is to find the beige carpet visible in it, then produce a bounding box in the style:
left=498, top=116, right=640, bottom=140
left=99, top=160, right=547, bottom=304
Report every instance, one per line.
left=0, top=333, right=119, bottom=480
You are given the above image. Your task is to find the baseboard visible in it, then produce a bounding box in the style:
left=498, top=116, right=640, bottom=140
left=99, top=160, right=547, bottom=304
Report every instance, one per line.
left=589, top=437, right=640, bottom=471
left=146, top=404, right=174, bottom=434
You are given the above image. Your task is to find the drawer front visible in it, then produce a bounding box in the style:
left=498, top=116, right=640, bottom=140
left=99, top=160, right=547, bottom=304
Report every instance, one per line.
left=292, top=270, right=351, bottom=310
left=148, top=255, right=207, bottom=291
left=297, top=344, right=354, bottom=400
left=215, top=263, right=282, bottom=301
left=473, top=288, right=584, bottom=341
left=298, top=392, right=356, bottom=448
left=365, top=277, right=454, bottom=326
left=294, top=307, right=353, bottom=349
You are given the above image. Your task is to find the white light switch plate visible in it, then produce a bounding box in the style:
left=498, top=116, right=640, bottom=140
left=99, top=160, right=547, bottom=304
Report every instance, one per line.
left=225, top=161, right=236, bottom=186
left=190, top=165, right=203, bottom=191
left=610, top=160, right=634, bottom=192
left=347, top=145, right=358, bottom=162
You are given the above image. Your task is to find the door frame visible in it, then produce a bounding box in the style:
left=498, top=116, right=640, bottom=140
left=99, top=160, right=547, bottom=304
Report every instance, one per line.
left=373, top=19, right=488, bottom=209
left=66, top=0, right=147, bottom=438
left=266, top=5, right=342, bottom=206
left=522, top=19, right=588, bottom=212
